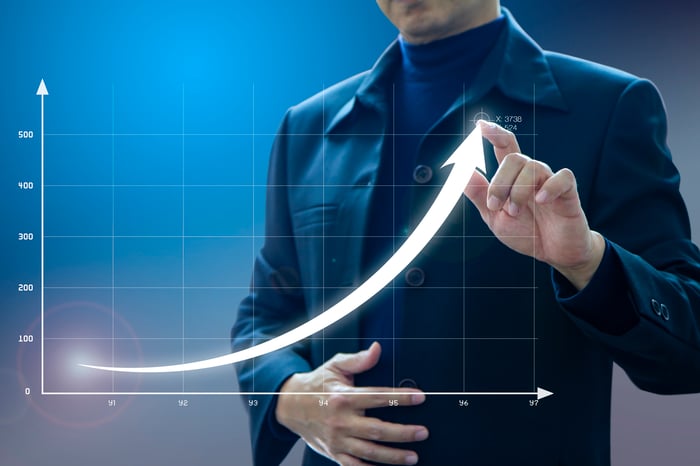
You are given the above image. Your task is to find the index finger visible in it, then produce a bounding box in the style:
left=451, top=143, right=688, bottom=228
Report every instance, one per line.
left=478, top=120, right=521, bottom=164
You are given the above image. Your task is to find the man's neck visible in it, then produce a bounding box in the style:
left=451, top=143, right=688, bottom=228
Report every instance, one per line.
left=400, top=3, right=501, bottom=45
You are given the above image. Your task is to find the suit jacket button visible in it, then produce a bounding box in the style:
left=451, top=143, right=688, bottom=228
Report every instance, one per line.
left=405, top=267, right=425, bottom=287
left=660, top=304, right=670, bottom=321
left=413, top=165, right=433, bottom=184
left=399, top=378, right=418, bottom=389
left=651, top=299, right=662, bottom=316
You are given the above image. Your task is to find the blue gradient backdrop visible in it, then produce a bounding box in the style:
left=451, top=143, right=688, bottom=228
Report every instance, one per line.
left=1, top=1, right=698, bottom=465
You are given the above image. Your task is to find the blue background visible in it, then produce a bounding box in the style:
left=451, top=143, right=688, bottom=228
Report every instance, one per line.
left=1, top=1, right=699, bottom=465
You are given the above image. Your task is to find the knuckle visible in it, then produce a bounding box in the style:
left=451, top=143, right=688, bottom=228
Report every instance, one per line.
left=329, top=352, right=350, bottom=365
left=525, top=159, right=551, bottom=179
left=538, top=160, right=552, bottom=173
left=328, top=352, right=344, bottom=362
left=390, top=449, right=409, bottom=464
left=363, top=444, right=380, bottom=460
left=367, top=425, right=383, bottom=441
left=328, top=392, right=350, bottom=407
left=324, top=428, right=343, bottom=449
left=323, top=419, right=349, bottom=446
left=325, top=414, right=345, bottom=431
left=503, top=152, right=525, bottom=165
left=561, top=167, right=575, bottom=179
left=399, top=427, right=415, bottom=442
left=554, top=168, right=577, bottom=191
left=524, top=159, right=541, bottom=171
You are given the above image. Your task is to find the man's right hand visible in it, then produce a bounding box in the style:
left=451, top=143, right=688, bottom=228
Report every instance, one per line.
left=275, top=342, right=429, bottom=466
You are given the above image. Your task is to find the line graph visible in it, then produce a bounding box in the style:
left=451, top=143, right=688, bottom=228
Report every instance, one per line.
left=30, top=79, right=549, bottom=400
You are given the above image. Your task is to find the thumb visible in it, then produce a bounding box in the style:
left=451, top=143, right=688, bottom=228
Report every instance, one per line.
left=328, top=342, right=382, bottom=377
left=464, top=169, right=490, bottom=222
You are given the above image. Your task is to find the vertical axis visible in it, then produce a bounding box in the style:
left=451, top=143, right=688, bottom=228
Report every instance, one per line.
left=38, top=80, right=47, bottom=395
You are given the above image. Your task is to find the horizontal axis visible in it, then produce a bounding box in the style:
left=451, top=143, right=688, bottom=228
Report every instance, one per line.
left=43, top=389, right=553, bottom=400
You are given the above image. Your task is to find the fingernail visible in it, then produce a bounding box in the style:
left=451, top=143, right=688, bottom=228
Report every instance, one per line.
left=415, top=429, right=429, bottom=441
left=479, top=119, right=496, bottom=128
left=487, top=195, right=499, bottom=210
left=405, top=454, right=418, bottom=465
left=535, top=190, right=548, bottom=203
left=411, top=393, right=425, bottom=404
left=508, top=202, right=519, bottom=217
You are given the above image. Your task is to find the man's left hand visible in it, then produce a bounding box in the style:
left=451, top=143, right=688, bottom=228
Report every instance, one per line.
left=464, top=120, right=605, bottom=290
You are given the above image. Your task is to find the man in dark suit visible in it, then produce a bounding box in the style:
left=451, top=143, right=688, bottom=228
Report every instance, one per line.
left=232, top=1, right=700, bottom=464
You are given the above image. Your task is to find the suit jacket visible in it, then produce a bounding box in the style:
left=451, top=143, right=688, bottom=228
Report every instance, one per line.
left=232, top=9, right=700, bottom=466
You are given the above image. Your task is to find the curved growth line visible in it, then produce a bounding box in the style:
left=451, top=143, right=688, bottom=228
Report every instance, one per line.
left=80, top=125, right=485, bottom=373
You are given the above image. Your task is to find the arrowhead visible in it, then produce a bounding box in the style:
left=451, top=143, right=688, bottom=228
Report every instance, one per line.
left=537, top=387, right=554, bottom=400
left=441, top=123, right=486, bottom=173
left=36, top=79, right=48, bottom=96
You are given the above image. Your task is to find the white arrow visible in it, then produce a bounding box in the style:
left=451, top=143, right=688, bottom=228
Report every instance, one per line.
left=81, top=125, right=487, bottom=374
left=37, top=79, right=48, bottom=394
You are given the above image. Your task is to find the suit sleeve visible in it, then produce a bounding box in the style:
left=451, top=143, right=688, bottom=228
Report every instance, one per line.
left=553, top=78, right=700, bottom=394
left=231, top=110, right=310, bottom=465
